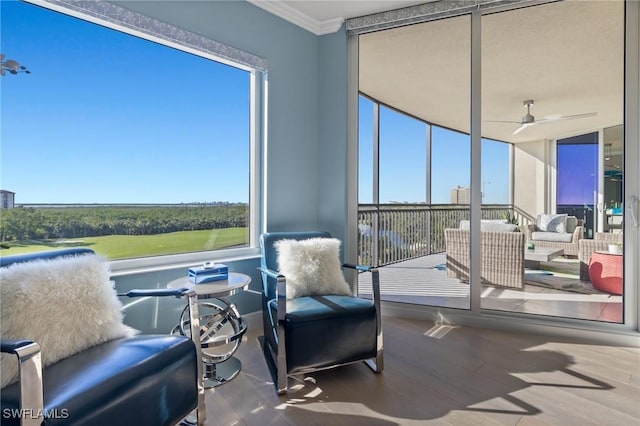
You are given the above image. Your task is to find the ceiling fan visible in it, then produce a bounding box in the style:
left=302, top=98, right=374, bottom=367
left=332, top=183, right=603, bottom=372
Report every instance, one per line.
left=487, top=100, right=597, bottom=135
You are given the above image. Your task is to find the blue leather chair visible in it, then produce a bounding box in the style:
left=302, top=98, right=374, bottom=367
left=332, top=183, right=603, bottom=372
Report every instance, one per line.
left=0, top=248, right=205, bottom=426
left=259, top=232, right=383, bottom=394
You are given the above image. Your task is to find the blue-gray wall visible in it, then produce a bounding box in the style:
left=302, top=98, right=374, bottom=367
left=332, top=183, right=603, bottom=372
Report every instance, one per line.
left=318, top=27, right=349, bottom=244
left=110, top=1, right=349, bottom=331
left=114, top=0, right=335, bottom=231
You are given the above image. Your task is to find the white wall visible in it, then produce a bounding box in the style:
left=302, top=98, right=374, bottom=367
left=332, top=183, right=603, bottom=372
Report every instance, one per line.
left=513, top=140, right=548, bottom=218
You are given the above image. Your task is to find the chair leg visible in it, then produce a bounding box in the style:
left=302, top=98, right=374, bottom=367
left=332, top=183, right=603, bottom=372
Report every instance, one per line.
left=276, top=276, right=288, bottom=394
left=364, top=349, right=384, bottom=373
left=185, top=291, right=206, bottom=426
left=261, top=335, right=288, bottom=394
left=276, top=320, right=288, bottom=394
left=369, top=267, right=384, bottom=374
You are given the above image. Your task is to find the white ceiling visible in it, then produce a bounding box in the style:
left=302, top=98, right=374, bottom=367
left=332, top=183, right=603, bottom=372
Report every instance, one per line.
left=359, top=0, right=624, bottom=144
left=250, top=0, right=624, bottom=147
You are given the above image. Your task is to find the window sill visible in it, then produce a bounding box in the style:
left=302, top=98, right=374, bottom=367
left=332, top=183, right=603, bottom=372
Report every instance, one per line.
left=109, top=247, right=261, bottom=277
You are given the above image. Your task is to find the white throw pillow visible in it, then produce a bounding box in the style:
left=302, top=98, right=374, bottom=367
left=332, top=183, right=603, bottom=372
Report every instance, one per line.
left=275, top=237, right=351, bottom=299
left=1, top=254, right=138, bottom=388
left=538, top=214, right=568, bottom=233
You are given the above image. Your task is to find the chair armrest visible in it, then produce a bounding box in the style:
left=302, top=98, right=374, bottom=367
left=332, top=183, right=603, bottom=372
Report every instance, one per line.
left=342, top=263, right=381, bottom=305
left=118, top=288, right=189, bottom=298
left=524, top=224, right=536, bottom=242
left=119, top=287, right=204, bottom=422
left=343, top=264, right=381, bottom=333
left=572, top=225, right=584, bottom=242
left=258, top=266, right=288, bottom=317
left=342, top=263, right=372, bottom=272
left=1, top=339, right=36, bottom=354
left=1, top=339, right=44, bottom=426
left=343, top=263, right=383, bottom=371
left=258, top=266, right=283, bottom=280
left=257, top=267, right=288, bottom=391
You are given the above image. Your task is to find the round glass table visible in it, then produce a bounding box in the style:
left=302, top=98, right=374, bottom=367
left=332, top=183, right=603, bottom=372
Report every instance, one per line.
left=167, top=272, right=250, bottom=388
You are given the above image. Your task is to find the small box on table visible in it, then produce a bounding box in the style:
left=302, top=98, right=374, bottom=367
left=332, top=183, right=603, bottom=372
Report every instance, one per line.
left=188, top=263, right=228, bottom=284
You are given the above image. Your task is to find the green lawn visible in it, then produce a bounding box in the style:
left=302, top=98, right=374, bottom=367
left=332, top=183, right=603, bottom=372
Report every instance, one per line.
left=0, top=228, right=248, bottom=260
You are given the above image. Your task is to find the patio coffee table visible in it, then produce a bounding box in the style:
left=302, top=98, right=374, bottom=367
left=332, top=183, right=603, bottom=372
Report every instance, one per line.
left=524, top=247, right=564, bottom=268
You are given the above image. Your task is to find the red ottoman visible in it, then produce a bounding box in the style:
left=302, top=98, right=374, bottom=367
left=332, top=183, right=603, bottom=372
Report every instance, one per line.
left=588, top=251, right=623, bottom=295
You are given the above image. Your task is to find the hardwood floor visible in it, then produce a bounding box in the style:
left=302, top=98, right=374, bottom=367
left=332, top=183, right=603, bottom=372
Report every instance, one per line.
left=204, top=313, right=639, bottom=425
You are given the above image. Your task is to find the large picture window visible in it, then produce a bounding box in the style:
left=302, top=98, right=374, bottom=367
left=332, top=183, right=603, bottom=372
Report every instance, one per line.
left=1, top=0, right=262, bottom=262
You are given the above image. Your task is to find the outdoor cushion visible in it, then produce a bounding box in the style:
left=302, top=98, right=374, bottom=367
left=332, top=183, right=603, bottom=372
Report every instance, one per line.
left=537, top=214, right=568, bottom=233
left=566, top=216, right=578, bottom=233
left=531, top=231, right=574, bottom=243
left=459, top=220, right=517, bottom=232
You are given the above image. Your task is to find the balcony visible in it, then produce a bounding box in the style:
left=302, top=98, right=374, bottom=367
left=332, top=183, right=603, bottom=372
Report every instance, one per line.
left=356, top=203, right=622, bottom=322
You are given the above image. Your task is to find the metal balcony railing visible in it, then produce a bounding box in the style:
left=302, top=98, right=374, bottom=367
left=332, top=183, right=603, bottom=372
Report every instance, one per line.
left=357, top=204, right=526, bottom=267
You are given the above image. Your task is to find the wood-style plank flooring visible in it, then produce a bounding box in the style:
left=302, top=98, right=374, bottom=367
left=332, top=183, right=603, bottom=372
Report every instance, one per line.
left=203, top=313, right=639, bottom=425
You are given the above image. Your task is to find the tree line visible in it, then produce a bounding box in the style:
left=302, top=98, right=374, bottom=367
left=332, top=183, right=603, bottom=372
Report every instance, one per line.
left=0, top=204, right=248, bottom=242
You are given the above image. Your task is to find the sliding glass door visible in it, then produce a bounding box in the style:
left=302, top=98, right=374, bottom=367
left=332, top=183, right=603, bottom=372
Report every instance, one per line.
left=556, top=133, right=599, bottom=239
left=480, top=0, right=624, bottom=322
left=356, top=0, right=628, bottom=324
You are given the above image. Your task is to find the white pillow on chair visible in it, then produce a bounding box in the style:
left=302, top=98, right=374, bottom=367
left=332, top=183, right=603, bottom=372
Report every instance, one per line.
left=275, top=237, right=352, bottom=299
left=538, top=214, right=568, bottom=233
left=1, top=253, right=137, bottom=388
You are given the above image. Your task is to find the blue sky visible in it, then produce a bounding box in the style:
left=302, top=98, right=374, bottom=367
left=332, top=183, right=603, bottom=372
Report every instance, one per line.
left=2, top=0, right=509, bottom=206
left=359, top=97, right=510, bottom=204
left=1, top=0, right=250, bottom=204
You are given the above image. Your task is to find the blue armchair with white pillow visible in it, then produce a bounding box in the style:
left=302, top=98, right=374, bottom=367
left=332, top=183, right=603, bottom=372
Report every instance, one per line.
left=259, top=231, right=383, bottom=394
left=0, top=248, right=205, bottom=426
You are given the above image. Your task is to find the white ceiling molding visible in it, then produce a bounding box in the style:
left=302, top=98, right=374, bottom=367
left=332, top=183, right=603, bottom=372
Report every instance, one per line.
left=247, top=0, right=344, bottom=35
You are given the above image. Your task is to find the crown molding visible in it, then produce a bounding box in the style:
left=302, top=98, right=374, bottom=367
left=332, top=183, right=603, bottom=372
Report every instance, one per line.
left=247, top=0, right=344, bottom=35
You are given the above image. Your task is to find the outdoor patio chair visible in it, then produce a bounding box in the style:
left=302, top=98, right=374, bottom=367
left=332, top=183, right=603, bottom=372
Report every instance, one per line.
left=445, top=228, right=525, bottom=288
left=259, top=231, right=383, bottom=394
left=525, top=214, right=584, bottom=257
left=0, top=248, right=205, bottom=426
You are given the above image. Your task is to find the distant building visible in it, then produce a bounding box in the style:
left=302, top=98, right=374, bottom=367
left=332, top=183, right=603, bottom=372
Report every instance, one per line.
left=1, top=190, right=15, bottom=209
left=450, top=186, right=470, bottom=204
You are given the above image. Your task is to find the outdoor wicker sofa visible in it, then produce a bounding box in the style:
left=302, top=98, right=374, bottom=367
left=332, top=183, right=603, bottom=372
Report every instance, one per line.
left=578, top=232, right=623, bottom=281
left=445, top=228, right=525, bottom=289
left=525, top=215, right=584, bottom=257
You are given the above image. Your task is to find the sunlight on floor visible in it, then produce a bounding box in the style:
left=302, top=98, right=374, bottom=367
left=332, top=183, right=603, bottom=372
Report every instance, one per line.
left=482, top=286, right=619, bottom=302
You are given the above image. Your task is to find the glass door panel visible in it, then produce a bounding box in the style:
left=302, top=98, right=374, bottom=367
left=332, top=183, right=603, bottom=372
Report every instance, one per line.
left=603, top=125, right=624, bottom=233
left=480, top=0, right=624, bottom=322
left=357, top=15, right=470, bottom=309
left=557, top=133, right=598, bottom=238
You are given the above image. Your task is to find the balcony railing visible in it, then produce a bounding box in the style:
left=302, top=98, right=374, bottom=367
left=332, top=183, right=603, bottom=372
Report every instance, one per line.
left=358, top=203, right=528, bottom=267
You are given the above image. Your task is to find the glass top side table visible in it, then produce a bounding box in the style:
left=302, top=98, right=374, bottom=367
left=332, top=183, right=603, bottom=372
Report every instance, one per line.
left=167, top=272, right=250, bottom=388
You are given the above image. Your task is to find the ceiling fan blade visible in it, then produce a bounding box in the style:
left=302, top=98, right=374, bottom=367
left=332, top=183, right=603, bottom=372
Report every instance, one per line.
left=484, top=120, right=521, bottom=124
left=535, top=112, right=597, bottom=125
left=512, top=122, right=534, bottom=135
